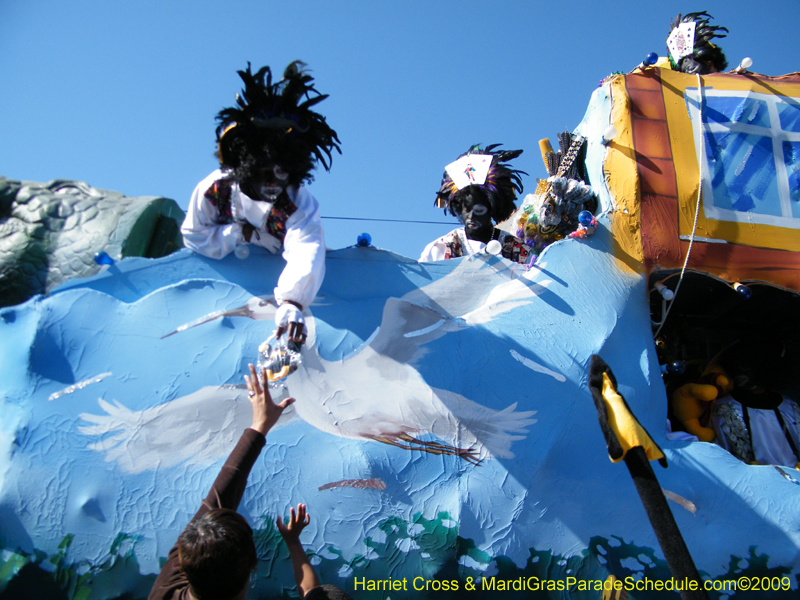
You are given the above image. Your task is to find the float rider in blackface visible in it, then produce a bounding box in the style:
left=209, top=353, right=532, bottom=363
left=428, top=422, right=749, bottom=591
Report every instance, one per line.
left=181, top=61, right=340, bottom=346
left=666, top=11, right=728, bottom=74
left=420, top=144, right=528, bottom=263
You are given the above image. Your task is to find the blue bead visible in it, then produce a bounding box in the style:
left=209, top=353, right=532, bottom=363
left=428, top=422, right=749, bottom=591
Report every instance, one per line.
left=578, top=210, right=594, bottom=227
left=357, top=233, right=372, bottom=247
left=94, top=251, right=114, bottom=266
left=669, top=361, right=686, bottom=374
left=734, top=283, right=752, bottom=299
left=645, top=52, right=659, bottom=66
left=660, top=361, right=686, bottom=375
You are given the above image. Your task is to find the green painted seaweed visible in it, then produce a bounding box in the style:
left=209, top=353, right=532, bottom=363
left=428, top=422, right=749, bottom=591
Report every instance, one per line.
left=1, top=516, right=797, bottom=599
left=0, top=533, right=154, bottom=600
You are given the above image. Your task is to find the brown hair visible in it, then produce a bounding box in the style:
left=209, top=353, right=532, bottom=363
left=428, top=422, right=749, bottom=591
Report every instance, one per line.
left=178, top=508, right=257, bottom=600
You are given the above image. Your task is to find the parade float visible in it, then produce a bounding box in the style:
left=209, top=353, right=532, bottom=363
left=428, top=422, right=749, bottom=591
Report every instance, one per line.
left=1, top=59, right=799, bottom=599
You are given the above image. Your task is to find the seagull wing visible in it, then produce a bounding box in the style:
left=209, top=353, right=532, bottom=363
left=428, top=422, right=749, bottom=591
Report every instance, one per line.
left=78, top=384, right=295, bottom=473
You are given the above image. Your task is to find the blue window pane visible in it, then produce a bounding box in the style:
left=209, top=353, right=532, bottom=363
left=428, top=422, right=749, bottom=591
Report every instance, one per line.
left=685, top=88, right=800, bottom=228
left=705, top=97, right=770, bottom=128
left=707, top=133, right=779, bottom=216
left=779, top=102, right=800, bottom=133
left=785, top=141, right=800, bottom=217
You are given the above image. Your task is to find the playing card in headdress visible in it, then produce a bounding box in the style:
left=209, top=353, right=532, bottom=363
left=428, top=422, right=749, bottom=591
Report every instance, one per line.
left=435, top=144, right=525, bottom=225
left=667, top=12, right=728, bottom=74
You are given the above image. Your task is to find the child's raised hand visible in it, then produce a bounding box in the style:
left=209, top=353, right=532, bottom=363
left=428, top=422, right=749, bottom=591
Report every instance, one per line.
left=277, top=503, right=310, bottom=543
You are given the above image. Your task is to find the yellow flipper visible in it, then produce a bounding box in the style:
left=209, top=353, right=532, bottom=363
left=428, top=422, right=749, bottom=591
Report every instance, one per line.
left=601, top=373, right=665, bottom=463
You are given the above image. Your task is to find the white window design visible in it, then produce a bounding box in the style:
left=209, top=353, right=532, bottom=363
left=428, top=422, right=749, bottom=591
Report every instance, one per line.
left=685, top=88, right=800, bottom=229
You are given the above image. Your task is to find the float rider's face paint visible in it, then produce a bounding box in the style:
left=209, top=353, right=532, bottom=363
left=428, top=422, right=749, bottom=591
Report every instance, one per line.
left=253, top=163, right=289, bottom=201
left=460, top=193, right=493, bottom=241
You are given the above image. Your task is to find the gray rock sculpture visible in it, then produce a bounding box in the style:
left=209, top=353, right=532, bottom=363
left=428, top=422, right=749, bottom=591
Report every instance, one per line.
left=0, top=177, right=184, bottom=307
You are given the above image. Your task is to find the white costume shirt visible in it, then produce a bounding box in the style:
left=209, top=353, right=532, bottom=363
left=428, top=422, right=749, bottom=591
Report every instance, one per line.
left=419, top=227, right=529, bottom=264
left=419, top=228, right=487, bottom=262
left=181, top=169, right=325, bottom=309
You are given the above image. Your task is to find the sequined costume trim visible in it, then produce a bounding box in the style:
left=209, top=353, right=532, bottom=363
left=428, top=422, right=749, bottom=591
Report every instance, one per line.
left=501, top=234, right=530, bottom=264
left=443, top=229, right=528, bottom=263
left=713, top=402, right=755, bottom=463
left=203, top=177, right=298, bottom=243
left=443, top=231, right=463, bottom=259
left=203, top=177, right=235, bottom=224
left=266, top=195, right=298, bottom=243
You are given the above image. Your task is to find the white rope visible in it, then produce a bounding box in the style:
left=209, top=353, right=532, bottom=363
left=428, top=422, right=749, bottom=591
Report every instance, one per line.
left=650, top=296, right=668, bottom=327
left=654, top=74, right=705, bottom=339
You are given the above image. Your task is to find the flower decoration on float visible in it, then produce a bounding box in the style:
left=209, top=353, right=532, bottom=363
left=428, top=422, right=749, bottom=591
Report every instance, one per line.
left=569, top=210, right=598, bottom=239
left=599, top=71, right=625, bottom=86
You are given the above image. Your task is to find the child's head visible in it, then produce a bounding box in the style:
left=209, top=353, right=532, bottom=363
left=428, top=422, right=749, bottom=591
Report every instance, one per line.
left=178, top=508, right=257, bottom=600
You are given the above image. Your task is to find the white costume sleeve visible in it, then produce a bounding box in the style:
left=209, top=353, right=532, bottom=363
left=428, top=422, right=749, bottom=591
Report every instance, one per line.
left=419, top=237, right=449, bottom=262
left=181, top=170, right=244, bottom=259
left=419, top=228, right=486, bottom=262
left=273, top=186, right=326, bottom=309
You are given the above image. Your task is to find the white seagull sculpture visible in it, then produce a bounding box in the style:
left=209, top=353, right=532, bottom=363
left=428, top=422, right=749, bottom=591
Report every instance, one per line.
left=80, top=256, right=552, bottom=473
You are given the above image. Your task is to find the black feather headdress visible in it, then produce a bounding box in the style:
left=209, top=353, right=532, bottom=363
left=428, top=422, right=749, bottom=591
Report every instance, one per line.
left=216, top=61, right=341, bottom=188
left=668, top=11, right=729, bottom=74
left=435, top=144, right=525, bottom=225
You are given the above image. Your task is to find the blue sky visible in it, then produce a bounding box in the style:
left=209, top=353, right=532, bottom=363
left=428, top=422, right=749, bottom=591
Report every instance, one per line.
left=2, top=0, right=798, bottom=259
